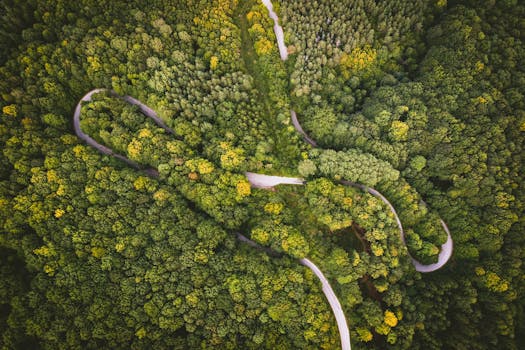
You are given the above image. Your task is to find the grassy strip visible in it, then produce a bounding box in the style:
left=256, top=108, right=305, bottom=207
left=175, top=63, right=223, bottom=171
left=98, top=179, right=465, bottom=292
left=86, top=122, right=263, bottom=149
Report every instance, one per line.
left=233, top=0, right=301, bottom=173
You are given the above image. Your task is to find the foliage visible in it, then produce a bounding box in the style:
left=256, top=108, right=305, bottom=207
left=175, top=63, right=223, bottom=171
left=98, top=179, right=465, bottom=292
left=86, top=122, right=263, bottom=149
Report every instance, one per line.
left=0, top=0, right=523, bottom=349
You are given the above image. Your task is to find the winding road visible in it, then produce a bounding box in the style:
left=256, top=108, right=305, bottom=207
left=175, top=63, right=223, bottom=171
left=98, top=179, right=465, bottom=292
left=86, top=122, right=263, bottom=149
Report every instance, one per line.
left=72, top=2, right=453, bottom=350
left=259, top=0, right=453, bottom=273
left=259, top=1, right=453, bottom=348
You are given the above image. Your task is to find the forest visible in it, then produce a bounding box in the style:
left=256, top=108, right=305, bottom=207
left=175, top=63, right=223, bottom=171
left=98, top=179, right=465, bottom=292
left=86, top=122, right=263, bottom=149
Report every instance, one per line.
left=0, top=0, right=523, bottom=349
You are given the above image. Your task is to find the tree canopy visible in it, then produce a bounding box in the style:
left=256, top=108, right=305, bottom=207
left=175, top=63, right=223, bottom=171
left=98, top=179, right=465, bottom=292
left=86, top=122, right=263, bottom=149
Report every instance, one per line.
left=0, top=0, right=523, bottom=349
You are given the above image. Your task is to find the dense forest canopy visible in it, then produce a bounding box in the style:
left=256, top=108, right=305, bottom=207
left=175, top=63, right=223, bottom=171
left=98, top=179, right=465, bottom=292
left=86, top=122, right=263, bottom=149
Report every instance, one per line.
left=0, top=0, right=523, bottom=349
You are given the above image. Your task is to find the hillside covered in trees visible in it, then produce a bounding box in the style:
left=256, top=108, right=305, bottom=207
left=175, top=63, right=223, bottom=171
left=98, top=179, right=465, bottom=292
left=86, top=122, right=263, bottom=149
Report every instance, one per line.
left=0, top=0, right=524, bottom=349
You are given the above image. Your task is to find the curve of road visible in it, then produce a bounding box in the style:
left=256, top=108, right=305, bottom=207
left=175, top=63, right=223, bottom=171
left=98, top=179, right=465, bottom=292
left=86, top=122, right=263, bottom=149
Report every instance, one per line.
left=73, top=89, right=178, bottom=177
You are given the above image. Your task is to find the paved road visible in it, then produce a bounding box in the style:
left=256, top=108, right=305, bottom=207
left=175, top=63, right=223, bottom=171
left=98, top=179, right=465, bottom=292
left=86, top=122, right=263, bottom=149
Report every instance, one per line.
left=261, top=0, right=288, bottom=60
left=299, top=257, right=351, bottom=350
left=291, top=110, right=317, bottom=147
left=246, top=171, right=305, bottom=188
